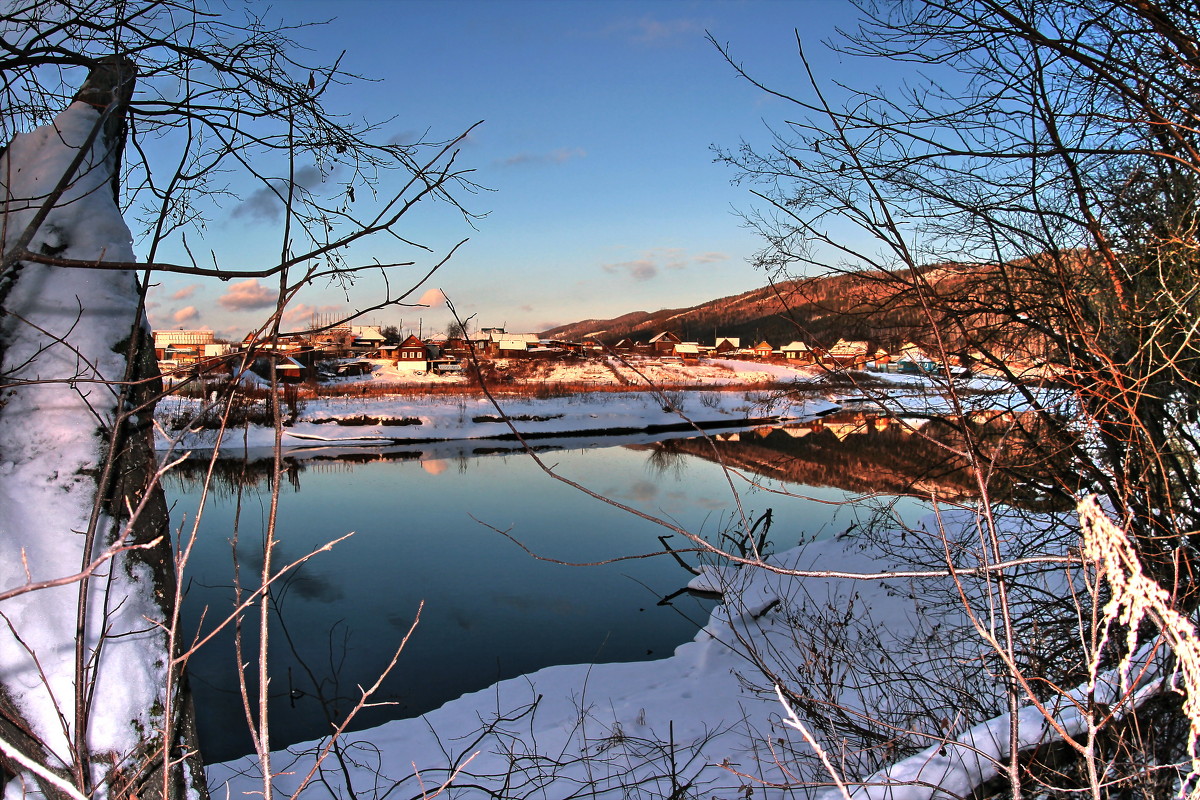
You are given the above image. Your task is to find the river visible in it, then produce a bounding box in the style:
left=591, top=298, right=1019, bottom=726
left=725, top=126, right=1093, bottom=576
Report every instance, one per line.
left=166, top=410, right=1059, bottom=762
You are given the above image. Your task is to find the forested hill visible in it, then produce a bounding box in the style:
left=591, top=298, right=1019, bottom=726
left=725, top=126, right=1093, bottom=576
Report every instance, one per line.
left=541, top=264, right=958, bottom=349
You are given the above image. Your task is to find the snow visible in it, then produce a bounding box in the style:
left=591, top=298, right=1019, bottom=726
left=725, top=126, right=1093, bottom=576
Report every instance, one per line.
left=204, top=503, right=1114, bottom=800
left=155, top=383, right=838, bottom=452
left=0, top=103, right=169, bottom=791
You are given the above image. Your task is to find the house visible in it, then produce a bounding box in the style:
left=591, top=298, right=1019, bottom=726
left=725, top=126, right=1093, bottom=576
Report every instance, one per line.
left=674, top=343, right=701, bottom=361
left=649, top=331, right=683, bottom=355
left=306, top=325, right=354, bottom=356
left=246, top=353, right=307, bottom=384
left=395, top=334, right=430, bottom=370
left=753, top=340, right=774, bottom=359
left=496, top=339, right=530, bottom=356
left=612, top=338, right=650, bottom=355
left=348, top=325, right=387, bottom=356
left=894, top=342, right=939, bottom=374
left=823, top=339, right=870, bottom=369
left=487, top=330, right=539, bottom=356
left=154, top=330, right=215, bottom=364
left=712, top=337, right=740, bottom=356
left=781, top=341, right=815, bottom=364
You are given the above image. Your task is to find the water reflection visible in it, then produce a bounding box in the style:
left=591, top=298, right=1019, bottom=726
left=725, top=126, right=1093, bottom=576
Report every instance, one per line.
left=168, top=411, right=1066, bottom=764
left=636, top=410, right=1074, bottom=510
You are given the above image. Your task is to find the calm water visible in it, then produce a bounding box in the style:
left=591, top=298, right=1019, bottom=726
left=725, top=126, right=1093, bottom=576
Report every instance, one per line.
left=168, top=417, right=975, bottom=762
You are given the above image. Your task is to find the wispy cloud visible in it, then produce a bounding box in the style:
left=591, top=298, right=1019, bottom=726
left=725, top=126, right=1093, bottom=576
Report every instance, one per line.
left=218, top=279, right=276, bottom=311
left=601, top=248, right=728, bottom=282
left=603, top=258, right=660, bottom=282
left=604, top=16, right=705, bottom=46
left=282, top=303, right=345, bottom=325
left=171, top=284, right=200, bottom=301
left=232, top=165, right=327, bottom=223
left=497, top=147, right=586, bottom=168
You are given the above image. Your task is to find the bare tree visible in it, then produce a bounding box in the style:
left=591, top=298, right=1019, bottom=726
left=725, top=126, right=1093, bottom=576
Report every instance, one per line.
left=712, top=0, right=1200, bottom=795
left=0, top=2, right=478, bottom=799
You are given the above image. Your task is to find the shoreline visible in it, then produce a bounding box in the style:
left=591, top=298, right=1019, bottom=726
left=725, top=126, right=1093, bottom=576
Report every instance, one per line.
left=154, top=384, right=847, bottom=452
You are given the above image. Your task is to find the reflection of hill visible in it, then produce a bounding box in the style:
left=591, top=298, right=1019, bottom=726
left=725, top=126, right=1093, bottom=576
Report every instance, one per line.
left=636, top=411, right=1072, bottom=510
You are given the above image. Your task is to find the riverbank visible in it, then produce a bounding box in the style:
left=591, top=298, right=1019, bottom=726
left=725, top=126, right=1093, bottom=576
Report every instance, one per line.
left=155, top=388, right=828, bottom=450
left=153, top=361, right=968, bottom=452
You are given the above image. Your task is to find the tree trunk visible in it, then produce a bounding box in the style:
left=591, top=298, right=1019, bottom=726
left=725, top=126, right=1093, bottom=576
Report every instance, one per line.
left=0, top=57, right=208, bottom=800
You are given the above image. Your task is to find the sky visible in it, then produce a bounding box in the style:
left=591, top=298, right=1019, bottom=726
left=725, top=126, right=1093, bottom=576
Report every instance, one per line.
left=143, top=0, right=881, bottom=340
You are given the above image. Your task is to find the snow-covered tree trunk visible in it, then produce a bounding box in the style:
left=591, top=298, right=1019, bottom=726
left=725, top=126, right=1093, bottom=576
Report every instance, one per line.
left=0, top=58, right=206, bottom=800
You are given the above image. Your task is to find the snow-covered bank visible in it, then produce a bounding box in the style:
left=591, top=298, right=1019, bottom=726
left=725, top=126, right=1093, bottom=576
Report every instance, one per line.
left=154, top=366, right=1014, bottom=453
left=155, top=389, right=842, bottom=452
left=205, top=509, right=1085, bottom=800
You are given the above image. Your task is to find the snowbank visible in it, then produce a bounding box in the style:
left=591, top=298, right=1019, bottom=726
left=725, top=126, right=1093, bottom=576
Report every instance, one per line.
left=155, top=388, right=839, bottom=452
left=206, top=509, right=1084, bottom=800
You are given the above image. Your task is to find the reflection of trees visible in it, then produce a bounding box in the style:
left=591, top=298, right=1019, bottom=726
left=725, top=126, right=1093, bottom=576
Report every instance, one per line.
left=163, top=456, right=302, bottom=499
left=164, top=452, right=426, bottom=498
left=642, top=438, right=689, bottom=480
left=638, top=411, right=1075, bottom=511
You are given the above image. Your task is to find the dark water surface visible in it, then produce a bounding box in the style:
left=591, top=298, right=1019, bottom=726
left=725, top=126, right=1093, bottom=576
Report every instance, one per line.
left=169, top=414, right=1022, bottom=762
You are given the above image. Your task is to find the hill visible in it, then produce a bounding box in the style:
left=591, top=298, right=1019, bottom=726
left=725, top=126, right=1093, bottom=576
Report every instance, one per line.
left=541, top=265, right=952, bottom=349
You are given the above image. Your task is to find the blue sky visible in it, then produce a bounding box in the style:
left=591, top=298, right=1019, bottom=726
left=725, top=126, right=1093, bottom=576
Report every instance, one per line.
left=146, top=0, right=876, bottom=339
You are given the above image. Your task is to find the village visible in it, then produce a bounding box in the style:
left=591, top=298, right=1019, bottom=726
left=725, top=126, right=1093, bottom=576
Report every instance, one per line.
left=152, top=322, right=985, bottom=389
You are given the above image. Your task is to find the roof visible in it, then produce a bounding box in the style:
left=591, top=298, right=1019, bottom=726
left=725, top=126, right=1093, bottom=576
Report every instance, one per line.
left=399, top=335, right=426, bottom=349
left=828, top=338, right=869, bottom=355
left=489, top=331, right=539, bottom=343
left=154, top=330, right=215, bottom=346
left=714, top=337, right=740, bottom=348
left=649, top=331, right=681, bottom=344
left=498, top=340, right=529, bottom=351
left=674, top=343, right=700, bottom=355
left=781, top=341, right=811, bottom=352
left=349, top=325, right=386, bottom=342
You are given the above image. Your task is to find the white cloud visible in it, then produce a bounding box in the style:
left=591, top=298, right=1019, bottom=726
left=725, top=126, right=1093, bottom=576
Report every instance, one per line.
left=171, top=284, right=200, bottom=301
left=172, top=306, right=199, bottom=323
left=417, top=288, right=447, bottom=307
left=219, top=279, right=276, bottom=310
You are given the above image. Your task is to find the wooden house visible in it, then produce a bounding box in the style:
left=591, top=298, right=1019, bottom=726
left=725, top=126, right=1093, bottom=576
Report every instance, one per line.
left=781, top=341, right=815, bottom=364
left=349, top=325, right=387, bottom=356
left=674, top=343, right=701, bottom=361
left=396, top=334, right=430, bottom=370
left=753, top=340, right=774, bottom=359
left=823, top=339, right=869, bottom=369
left=649, top=331, right=683, bottom=355
left=712, top=337, right=740, bottom=356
